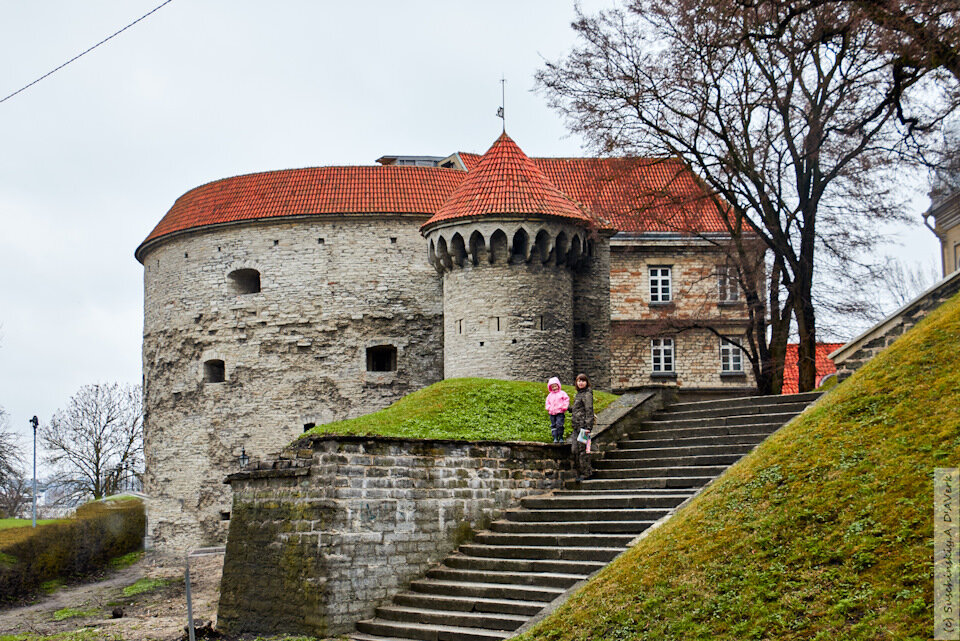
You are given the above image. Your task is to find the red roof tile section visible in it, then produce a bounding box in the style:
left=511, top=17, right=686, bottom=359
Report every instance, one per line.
left=781, top=343, right=844, bottom=394
left=138, top=137, right=734, bottom=260
left=422, top=133, right=595, bottom=230
left=137, top=166, right=465, bottom=257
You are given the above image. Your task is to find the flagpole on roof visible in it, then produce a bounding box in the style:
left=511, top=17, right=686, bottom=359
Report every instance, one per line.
left=498, top=75, right=506, bottom=133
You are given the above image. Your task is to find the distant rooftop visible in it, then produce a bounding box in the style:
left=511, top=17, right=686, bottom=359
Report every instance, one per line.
left=375, top=155, right=446, bottom=167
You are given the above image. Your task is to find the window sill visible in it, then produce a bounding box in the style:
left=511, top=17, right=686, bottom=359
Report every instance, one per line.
left=364, top=371, right=397, bottom=385
left=717, top=301, right=741, bottom=308
left=720, top=371, right=747, bottom=379
left=650, top=372, right=677, bottom=379
left=648, top=301, right=675, bottom=308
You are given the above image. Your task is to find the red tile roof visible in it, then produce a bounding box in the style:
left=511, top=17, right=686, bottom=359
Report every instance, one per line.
left=137, top=135, right=733, bottom=260
left=136, top=166, right=464, bottom=258
left=422, top=133, right=595, bottom=230
left=781, top=343, right=844, bottom=394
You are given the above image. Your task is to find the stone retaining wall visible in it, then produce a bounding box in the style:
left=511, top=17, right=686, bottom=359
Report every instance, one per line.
left=832, top=270, right=960, bottom=381
left=216, top=436, right=571, bottom=637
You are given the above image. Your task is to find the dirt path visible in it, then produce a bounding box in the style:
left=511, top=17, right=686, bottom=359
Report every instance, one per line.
left=0, top=553, right=223, bottom=640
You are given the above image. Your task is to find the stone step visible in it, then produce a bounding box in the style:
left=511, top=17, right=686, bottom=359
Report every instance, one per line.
left=590, top=465, right=730, bottom=480
left=352, top=632, right=416, bottom=641
left=592, top=453, right=742, bottom=468
left=619, top=429, right=774, bottom=448
left=664, top=391, right=820, bottom=413
left=572, top=476, right=712, bottom=491
left=374, top=605, right=528, bottom=631
left=520, top=493, right=690, bottom=510
left=655, top=400, right=812, bottom=421
left=426, top=566, right=588, bottom=589
left=601, top=444, right=755, bottom=459
left=640, top=410, right=800, bottom=430
left=458, top=544, right=622, bottom=563
left=392, top=591, right=545, bottom=617
left=355, top=618, right=512, bottom=641
left=472, top=532, right=636, bottom=548
left=490, top=518, right=657, bottom=534
left=505, top=507, right=669, bottom=522
left=547, top=488, right=697, bottom=496
left=445, top=553, right=604, bottom=575
left=408, top=578, right=563, bottom=602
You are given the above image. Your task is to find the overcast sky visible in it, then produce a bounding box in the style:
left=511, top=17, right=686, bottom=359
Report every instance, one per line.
left=0, top=1, right=940, bottom=460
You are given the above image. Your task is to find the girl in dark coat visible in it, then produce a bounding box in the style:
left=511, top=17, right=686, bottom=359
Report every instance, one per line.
left=570, top=373, right=594, bottom=481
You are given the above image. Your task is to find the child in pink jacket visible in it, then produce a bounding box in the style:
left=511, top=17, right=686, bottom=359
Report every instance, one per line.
left=545, top=376, right=570, bottom=443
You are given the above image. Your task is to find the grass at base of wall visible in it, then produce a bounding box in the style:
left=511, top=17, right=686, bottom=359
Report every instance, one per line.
left=300, top=378, right=617, bottom=443
left=516, top=293, right=960, bottom=641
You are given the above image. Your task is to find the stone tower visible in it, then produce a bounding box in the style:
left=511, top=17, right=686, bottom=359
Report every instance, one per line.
left=421, top=133, right=600, bottom=383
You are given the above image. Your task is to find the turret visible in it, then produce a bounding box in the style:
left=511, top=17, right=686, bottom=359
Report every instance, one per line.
left=421, top=133, right=596, bottom=382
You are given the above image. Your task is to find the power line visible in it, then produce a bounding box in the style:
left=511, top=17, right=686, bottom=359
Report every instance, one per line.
left=0, top=0, right=175, bottom=105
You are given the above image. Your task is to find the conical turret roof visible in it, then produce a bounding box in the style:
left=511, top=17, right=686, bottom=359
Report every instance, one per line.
left=421, top=133, right=595, bottom=230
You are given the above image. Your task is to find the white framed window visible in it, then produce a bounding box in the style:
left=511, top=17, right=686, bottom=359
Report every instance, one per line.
left=720, top=339, right=744, bottom=373
left=718, top=265, right=740, bottom=302
left=651, top=338, right=675, bottom=373
left=649, top=266, right=672, bottom=303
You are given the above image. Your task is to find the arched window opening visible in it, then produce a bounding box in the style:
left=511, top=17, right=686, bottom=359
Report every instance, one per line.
left=451, top=233, right=467, bottom=267
left=555, top=232, right=569, bottom=264
left=511, top=229, right=529, bottom=263
left=366, top=345, right=397, bottom=372
left=490, top=229, right=509, bottom=264
left=228, top=269, right=261, bottom=295
left=468, top=231, right=486, bottom=266
left=204, top=359, right=225, bottom=383
left=534, top=230, right=551, bottom=264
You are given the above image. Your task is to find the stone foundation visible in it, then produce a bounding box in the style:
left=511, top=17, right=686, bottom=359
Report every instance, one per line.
left=216, top=435, right=570, bottom=637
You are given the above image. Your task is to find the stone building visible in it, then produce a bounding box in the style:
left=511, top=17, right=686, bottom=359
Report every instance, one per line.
left=136, top=132, right=755, bottom=552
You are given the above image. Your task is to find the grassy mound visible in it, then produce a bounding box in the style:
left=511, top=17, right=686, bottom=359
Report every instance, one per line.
left=301, top=377, right=618, bottom=443
left=517, top=295, right=960, bottom=641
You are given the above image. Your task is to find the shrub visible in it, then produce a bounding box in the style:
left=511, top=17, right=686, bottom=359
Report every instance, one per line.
left=0, top=498, right=145, bottom=602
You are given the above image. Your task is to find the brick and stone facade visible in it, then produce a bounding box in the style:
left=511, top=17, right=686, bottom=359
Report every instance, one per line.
left=137, top=134, right=756, bottom=553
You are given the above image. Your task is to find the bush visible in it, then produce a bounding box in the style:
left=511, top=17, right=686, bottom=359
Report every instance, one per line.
left=0, top=498, right=145, bottom=602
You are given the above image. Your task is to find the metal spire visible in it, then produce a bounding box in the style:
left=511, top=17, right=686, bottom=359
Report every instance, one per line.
left=497, top=76, right=506, bottom=132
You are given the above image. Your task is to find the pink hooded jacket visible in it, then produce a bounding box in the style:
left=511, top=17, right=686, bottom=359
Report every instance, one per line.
left=545, top=377, right=570, bottom=415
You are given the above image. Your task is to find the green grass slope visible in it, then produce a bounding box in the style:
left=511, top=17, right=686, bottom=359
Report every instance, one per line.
left=518, top=294, right=960, bottom=641
left=301, top=377, right=617, bottom=443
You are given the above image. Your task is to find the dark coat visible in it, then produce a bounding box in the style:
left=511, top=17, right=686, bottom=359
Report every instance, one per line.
left=571, top=388, right=594, bottom=432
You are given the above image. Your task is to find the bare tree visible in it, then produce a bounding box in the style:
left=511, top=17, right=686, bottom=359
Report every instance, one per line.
left=41, top=383, right=143, bottom=502
left=538, top=0, right=950, bottom=391
left=0, top=406, right=28, bottom=517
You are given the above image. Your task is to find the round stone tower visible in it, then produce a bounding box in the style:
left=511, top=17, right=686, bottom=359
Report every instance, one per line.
left=421, top=133, right=597, bottom=383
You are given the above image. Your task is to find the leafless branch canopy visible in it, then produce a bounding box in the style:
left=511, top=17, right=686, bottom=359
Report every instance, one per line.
left=41, top=383, right=143, bottom=503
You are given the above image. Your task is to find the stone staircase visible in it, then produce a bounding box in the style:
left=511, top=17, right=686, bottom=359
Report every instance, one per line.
left=351, top=392, right=820, bottom=641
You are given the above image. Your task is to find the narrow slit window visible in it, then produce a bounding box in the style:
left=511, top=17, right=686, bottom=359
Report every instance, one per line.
left=366, top=345, right=397, bottom=372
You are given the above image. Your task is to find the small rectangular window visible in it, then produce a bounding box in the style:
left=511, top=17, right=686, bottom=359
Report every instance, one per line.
left=718, top=265, right=740, bottom=302
left=651, top=338, right=674, bottom=373
left=204, top=359, right=225, bottom=383
left=720, top=339, right=744, bottom=373
left=456, top=319, right=463, bottom=334
left=649, top=266, right=672, bottom=303
left=366, top=345, right=397, bottom=372
left=574, top=322, right=590, bottom=339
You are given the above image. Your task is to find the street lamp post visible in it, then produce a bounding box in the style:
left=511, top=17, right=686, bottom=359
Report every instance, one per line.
left=29, top=416, right=38, bottom=528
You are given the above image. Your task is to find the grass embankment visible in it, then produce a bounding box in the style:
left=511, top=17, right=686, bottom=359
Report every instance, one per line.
left=301, top=377, right=617, bottom=443
left=517, top=294, right=960, bottom=641
left=0, top=520, right=63, bottom=549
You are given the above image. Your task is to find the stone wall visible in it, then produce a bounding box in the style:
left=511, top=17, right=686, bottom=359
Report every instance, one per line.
left=832, top=270, right=960, bottom=380
left=608, top=236, right=754, bottom=392
left=573, top=234, right=613, bottom=389
left=140, top=216, right=444, bottom=552
left=216, top=435, right=569, bottom=637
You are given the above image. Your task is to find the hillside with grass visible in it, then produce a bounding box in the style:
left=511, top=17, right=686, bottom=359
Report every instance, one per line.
left=516, top=294, right=960, bottom=641
left=300, top=377, right=617, bottom=443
